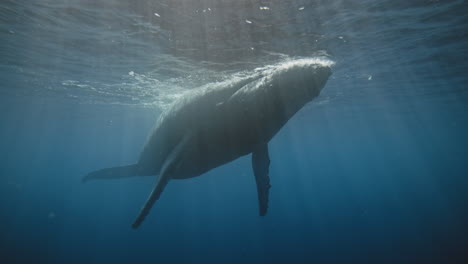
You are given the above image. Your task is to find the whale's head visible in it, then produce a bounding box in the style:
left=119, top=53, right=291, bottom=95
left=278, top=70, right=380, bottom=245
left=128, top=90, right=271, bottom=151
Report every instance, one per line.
left=264, top=59, right=332, bottom=117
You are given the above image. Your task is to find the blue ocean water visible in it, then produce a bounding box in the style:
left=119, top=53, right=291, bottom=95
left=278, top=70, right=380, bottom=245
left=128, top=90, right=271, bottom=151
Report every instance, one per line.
left=1, top=0, right=467, bottom=263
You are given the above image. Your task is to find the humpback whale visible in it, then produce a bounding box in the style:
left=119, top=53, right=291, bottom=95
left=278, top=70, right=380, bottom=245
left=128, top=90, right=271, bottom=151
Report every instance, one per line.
left=83, top=59, right=332, bottom=228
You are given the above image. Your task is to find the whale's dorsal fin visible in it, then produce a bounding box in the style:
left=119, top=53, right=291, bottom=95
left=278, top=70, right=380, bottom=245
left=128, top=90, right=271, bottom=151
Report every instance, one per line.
left=252, top=144, right=271, bottom=216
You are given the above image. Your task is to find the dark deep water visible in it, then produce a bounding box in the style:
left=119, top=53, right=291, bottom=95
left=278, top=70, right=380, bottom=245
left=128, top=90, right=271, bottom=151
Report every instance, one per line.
left=1, top=0, right=467, bottom=263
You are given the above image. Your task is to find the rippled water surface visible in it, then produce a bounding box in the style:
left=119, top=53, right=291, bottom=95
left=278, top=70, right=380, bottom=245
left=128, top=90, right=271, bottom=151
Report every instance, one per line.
left=1, top=0, right=467, bottom=263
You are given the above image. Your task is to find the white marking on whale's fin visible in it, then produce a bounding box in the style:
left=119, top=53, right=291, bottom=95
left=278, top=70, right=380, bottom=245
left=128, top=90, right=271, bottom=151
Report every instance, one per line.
left=82, top=164, right=139, bottom=183
left=132, top=132, right=192, bottom=229
left=252, top=144, right=271, bottom=216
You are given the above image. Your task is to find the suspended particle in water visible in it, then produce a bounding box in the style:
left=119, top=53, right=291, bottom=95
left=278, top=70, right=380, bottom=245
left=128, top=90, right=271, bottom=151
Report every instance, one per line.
left=48, top=212, right=56, bottom=219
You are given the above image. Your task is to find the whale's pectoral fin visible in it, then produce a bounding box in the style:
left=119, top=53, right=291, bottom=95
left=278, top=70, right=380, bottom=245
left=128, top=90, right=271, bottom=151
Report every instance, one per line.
left=82, top=164, right=139, bottom=183
left=252, top=144, right=271, bottom=216
left=132, top=132, right=193, bottom=229
left=132, top=171, right=170, bottom=229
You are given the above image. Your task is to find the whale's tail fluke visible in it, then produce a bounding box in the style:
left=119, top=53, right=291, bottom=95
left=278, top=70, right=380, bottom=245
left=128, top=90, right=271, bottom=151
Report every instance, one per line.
left=82, top=164, right=139, bottom=183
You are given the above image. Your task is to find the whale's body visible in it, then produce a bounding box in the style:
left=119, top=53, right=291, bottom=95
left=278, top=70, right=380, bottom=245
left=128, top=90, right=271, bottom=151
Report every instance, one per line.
left=84, top=59, right=332, bottom=228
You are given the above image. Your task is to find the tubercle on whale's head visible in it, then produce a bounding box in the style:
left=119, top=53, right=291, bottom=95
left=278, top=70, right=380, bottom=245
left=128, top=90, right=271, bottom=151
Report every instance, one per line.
left=279, top=60, right=331, bottom=93
left=266, top=59, right=333, bottom=115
